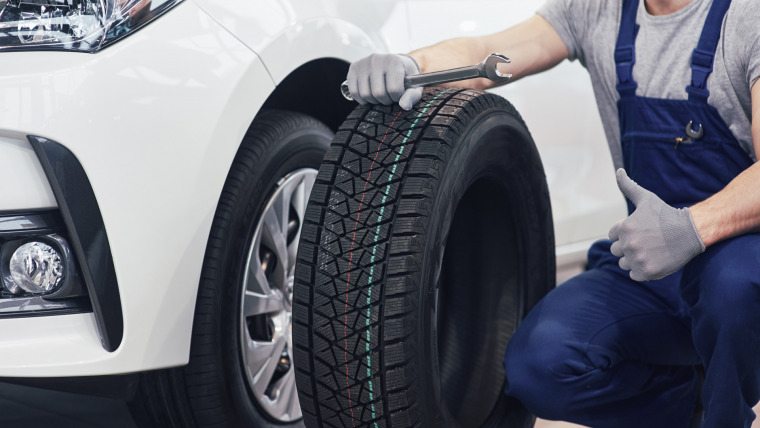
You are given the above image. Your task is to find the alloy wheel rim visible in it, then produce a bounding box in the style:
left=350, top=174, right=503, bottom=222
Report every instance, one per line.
left=239, top=168, right=317, bottom=423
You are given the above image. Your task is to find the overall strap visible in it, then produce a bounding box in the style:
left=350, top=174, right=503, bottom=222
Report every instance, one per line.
left=687, top=0, right=732, bottom=102
left=615, top=0, right=641, bottom=98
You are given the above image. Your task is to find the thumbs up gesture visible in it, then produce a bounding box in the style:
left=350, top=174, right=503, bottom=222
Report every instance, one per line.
left=608, top=169, right=706, bottom=281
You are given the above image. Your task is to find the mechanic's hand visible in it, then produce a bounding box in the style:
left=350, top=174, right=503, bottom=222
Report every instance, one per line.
left=608, top=169, right=705, bottom=281
left=346, top=53, right=422, bottom=110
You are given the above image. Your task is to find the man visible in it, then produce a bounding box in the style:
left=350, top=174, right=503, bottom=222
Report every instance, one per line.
left=345, top=0, right=760, bottom=427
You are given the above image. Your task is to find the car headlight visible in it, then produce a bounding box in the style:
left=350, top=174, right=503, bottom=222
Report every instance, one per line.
left=0, top=0, right=183, bottom=53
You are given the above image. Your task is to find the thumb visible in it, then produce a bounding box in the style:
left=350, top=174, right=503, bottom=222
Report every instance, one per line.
left=399, top=87, right=422, bottom=111
left=616, top=168, right=650, bottom=207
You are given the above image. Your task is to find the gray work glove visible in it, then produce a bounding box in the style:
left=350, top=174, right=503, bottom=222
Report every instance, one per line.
left=608, top=169, right=706, bottom=281
left=346, top=53, right=422, bottom=110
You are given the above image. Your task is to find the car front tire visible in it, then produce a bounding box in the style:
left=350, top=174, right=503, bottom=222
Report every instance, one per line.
left=129, top=110, right=331, bottom=428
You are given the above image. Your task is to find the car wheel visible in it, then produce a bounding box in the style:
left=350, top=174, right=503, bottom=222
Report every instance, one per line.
left=129, top=110, right=332, bottom=427
left=293, top=89, right=554, bottom=427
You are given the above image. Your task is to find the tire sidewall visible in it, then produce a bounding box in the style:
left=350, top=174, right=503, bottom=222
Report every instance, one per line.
left=417, top=108, right=553, bottom=427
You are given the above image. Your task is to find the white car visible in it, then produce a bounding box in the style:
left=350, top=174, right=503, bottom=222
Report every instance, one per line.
left=0, top=0, right=624, bottom=426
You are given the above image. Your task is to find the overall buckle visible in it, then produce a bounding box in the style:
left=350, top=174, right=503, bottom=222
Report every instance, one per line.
left=688, top=49, right=714, bottom=101
left=615, top=46, right=637, bottom=97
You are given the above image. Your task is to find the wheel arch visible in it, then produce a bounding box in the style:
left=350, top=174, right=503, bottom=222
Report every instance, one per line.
left=259, top=57, right=354, bottom=132
left=241, top=13, right=401, bottom=131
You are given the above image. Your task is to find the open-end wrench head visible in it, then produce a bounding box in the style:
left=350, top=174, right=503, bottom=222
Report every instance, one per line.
left=482, top=53, right=512, bottom=82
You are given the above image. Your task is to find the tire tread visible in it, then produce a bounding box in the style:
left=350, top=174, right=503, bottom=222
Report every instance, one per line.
left=294, top=89, right=533, bottom=427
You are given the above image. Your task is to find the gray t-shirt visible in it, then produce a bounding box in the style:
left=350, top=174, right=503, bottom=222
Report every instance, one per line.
left=538, top=0, right=760, bottom=168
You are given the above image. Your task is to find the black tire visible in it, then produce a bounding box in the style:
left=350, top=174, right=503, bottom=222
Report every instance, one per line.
left=293, top=88, right=554, bottom=428
left=128, top=110, right=332, bottom=428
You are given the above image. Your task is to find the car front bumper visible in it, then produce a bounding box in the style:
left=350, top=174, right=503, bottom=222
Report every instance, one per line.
left=0, top=1, right=274, bottom=376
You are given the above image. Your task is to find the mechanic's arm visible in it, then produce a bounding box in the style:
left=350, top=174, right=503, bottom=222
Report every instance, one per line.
left=346, top=14, right=568, bottom=109
left=689, top=79, right=760, bottom=246
left=609, top=80, right=760, bottom=282
left=410, top=14, right=569, bottom=90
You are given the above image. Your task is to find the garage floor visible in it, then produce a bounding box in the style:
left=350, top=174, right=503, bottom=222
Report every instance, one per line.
left=0, top=381, right=757, bottom=427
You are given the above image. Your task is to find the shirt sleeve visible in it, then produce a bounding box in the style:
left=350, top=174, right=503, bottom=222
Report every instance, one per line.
left=744, top=26, right=760, bottom=89
left=729, top=0, right=760, bottom=89
left=536, top=0, right=588, bottom=65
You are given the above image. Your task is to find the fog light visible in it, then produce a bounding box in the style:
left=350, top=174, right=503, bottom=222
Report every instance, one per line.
left=9, top=242, right=64, bottom=294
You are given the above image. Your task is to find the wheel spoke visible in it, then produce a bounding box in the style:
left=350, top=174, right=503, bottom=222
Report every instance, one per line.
left=245, top=340, right=272, bottom=376
left=243, top=291, right=283, bottom=317
left=291, top=173, right=315, bottom=224
left=268, top=368, right=298, bottom=420
left=246, top=254, right=272, bottom=295
left=261, top=208, right=289, bottom=285
left=286, top=373, right=301, bottom=420
left=274, top=179, right=294, bottom=238
left=250, top=335, right=287, bottom=397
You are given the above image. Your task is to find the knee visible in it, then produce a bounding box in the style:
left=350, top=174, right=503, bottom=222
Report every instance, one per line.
left=694, top=279, right=760, bottom=337
left=685, top=238, right=760, bottom=333
left=503, top=320, right=591, bottom=420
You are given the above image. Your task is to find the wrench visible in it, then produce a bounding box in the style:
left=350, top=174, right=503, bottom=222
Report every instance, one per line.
left=341, top=53, right=512, bottom=101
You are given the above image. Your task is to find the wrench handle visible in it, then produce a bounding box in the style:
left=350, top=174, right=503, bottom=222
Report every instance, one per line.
left=340, top=65, right=481, bottom=101
left=404, top=66, right=481, bottom=87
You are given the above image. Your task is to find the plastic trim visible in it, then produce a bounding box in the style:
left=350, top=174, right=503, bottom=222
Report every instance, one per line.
left=0, top=210, right=62, bottom=236
left=0, top=296, right=91, bottom=317
left=27, top=136, right=123, bottom=352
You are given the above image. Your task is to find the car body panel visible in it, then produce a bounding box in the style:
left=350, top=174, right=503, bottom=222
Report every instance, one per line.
left=0, top=134, right=56, bottom=211
left=0, top=2, right=275, bottom=376
left=191, top=0, right=412, bottom=82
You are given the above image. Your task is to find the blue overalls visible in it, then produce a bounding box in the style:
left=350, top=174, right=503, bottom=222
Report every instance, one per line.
left=503, top=0, right=760, bottom=427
